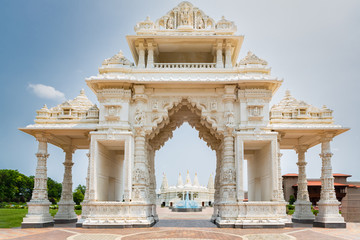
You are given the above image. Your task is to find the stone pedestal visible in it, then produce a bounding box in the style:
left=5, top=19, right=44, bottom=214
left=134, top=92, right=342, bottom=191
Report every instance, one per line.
left=22, top=201, right=54, bottom=228
left=292, top=200, right=315, bottom=223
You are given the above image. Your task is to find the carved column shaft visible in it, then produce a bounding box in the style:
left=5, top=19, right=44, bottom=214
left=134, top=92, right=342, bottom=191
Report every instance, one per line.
left=138, top=43, right=145, bottom=68
left=31, top=136, right=50, bottom=201
left=84, top=152, right=90, bottom=201
left=296, top=146, right=310, bottom=202
left=147, top=44, right=154, bottom=68
left=59, top=148, right=75, bottom=202
left=133, top=85, right=149, bottom=202
left=55, top=146, right=77, bottom=221
left=216, top=43, right=223, bottom=68
left=277, top=136, right=284, bottom=201
left=225, top=43, right=232, bottom=68
left=319, top=138, right=337, bottom=202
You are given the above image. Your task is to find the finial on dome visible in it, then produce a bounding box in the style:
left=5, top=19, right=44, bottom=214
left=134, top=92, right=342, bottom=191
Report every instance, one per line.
left=43, top=104, right=48, bottom=109
left=80, top=89, right=85, bottom=95
left=285, top=90, right=291, bottom=97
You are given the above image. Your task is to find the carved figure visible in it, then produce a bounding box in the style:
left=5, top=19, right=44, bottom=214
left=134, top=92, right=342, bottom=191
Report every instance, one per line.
left=196, top=16, right=204, bottom=29
left=134, top=108, right=145, bottom=126
left=167, top=18, right=174, bottom=29
left=180, top=5, right=192, bottom=25
left=108, top=106, right=116, bottom=116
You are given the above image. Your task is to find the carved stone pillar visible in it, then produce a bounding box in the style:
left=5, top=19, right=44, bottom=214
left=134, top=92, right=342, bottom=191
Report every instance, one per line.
left=235, top=136, right=244, bottom=202
left=219, top=85, right=236, bottom=203
left=276, top=134, right=285, bottom=201
left=225, top=42, right=232, bottom=68
left=292, top=145, right=314, bottom=223
left=55, top=146, right=77, bottom=223
left=147, top=43, right=154, bottom=68
left=132, top=85, right=149, bottom=202
left=137, top=42, right=145, bottom=68
left=211, top=147, right=222, bottom=222
left=84, top=152, right=91, bottom=202
left=22, top=134, right=54, bottom=228
left=314, top=134, right=346, bottom=228
left=216, top=42, right=224, bottom=68
left=123, top=138, right=133, bottom=202
left=148, top=145, right=158, bottom=221
left=220, top=133, right=236, bottom=203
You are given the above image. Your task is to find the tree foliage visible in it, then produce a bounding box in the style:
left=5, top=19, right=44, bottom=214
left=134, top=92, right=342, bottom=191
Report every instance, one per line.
left=289, top=195, right=296, bottom=205
left=73, top=184, right=85, bottom=205
left=0, top=169, right=62, bottom=204
left=0, top=170, right=33, bottom=202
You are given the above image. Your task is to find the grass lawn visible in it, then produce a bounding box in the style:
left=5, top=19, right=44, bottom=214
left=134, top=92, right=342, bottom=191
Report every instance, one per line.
left=0, top=209, right=28, bottom=228
left=0, top=209, right=82, bottom=228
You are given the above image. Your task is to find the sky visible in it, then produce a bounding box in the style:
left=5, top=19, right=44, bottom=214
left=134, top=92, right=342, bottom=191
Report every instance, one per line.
left=0, top=0, right=359, bottom=193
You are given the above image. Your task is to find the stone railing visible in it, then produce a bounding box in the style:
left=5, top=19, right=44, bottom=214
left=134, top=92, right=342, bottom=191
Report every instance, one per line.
left=153, top=63, right=216, bottom=69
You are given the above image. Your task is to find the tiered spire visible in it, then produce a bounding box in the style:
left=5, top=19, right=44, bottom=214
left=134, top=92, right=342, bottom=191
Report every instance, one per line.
left=160, top=173, right=169, bottom=191
left=193, top=173, right=200, bottom=187
left=185, top=170, right=192, bottom=186
left=207, top=173, right=214, bottom=190
left=177, top=173, right=184, bottom=187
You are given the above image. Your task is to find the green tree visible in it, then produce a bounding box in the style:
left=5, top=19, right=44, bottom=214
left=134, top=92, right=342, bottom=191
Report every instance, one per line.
left=289, top=195, right=296, bottom=205
left=0, top=169, right=33, bottom=202
left=73, top=185, right=85, bottom=205
left=47, top=177, right=62, bottom=204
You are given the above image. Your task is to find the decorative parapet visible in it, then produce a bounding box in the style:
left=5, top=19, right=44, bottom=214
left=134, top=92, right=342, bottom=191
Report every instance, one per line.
left=237, top=51, right=271, bottom=74
left=134, top=1, right=236, bottom=35
left=35, top=90, right=99, bottom=124
left=270, top=90, right=334, bottom=124
left=101, top=50, right=134, bottom=68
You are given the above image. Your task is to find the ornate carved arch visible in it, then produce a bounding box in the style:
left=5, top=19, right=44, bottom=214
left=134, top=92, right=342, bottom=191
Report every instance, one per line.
left=146, top=98, right=223, bottom=151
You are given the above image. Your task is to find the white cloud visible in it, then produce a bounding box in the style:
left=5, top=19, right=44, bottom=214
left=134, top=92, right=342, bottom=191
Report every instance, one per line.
left=28, top=84, right=66, bottom=101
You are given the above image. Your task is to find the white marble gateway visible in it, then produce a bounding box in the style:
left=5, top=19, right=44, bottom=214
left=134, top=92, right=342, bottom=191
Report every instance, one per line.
left=20, top=1, right=348, bottom=228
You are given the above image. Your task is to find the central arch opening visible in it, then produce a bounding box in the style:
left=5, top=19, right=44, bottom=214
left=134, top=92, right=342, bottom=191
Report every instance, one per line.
left=147, top=100, right=221, bottom=224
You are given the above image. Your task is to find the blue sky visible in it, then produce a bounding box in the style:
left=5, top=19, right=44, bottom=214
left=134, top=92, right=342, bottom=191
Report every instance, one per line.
left=1, top=0, right=360, bottom=191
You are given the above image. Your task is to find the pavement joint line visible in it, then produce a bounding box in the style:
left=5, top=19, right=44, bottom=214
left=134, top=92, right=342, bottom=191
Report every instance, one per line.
left=284, top=228, right=310, bottom=234
left=59, top=229, right=80, bottom=234
left=117, top=229, right=171, bottom=239
left=308, top=229, right=352, bottom=240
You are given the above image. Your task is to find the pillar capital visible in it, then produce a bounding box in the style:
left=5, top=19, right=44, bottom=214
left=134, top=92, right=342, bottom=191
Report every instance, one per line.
left=62, top=145, right=76, bottom=154
left=35, top=133, right=52, bottom=143
left=319, top=132, right=334, bottom=143
left=295, top=144, right=309, bottom=154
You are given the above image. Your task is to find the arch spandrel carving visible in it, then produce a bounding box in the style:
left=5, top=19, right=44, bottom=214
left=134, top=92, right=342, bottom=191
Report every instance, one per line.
left=138, top=97, right=225, bottom=151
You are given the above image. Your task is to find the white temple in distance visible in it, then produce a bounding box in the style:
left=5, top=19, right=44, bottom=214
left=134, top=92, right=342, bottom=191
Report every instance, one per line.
left=20, top=2, right=349, bottom=229
left=158, top=171, right=215, bottom=207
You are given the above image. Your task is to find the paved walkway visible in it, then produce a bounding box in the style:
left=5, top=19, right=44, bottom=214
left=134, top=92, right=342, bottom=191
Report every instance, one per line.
left=0, top=207, right=359, bottom=240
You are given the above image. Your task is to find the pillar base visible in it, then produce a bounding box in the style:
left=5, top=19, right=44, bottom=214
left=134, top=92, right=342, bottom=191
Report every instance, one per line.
left=313, top=221, right=346, bottom=228
left=54, top=201, right=77, bottom=223
left=54, top=218, right=78, bottom=224
left=314, top=200, right=346, bottom=228
left=22, top=200, right=54, bottom=228
left=292, top=200, right=315, bottom=223
left=22, top=221, right=54, bottom=228
left=215, top=201, right=291, bottom=229
left=292, top=218, right=314, bottom=224
left=80, top=201, right=156, bottom=228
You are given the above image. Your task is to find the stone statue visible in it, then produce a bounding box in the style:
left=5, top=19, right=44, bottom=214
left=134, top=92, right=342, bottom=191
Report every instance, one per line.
left=167, top=17, right=174, bottom=29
